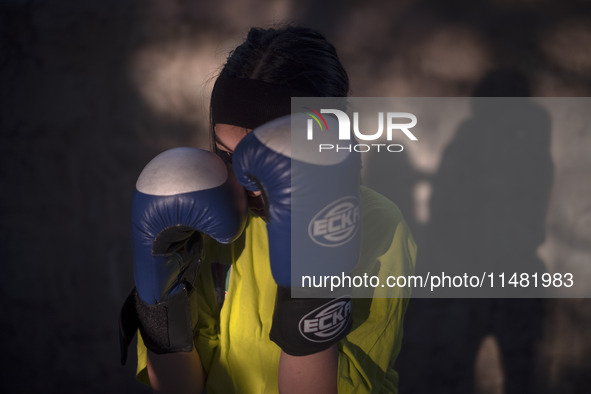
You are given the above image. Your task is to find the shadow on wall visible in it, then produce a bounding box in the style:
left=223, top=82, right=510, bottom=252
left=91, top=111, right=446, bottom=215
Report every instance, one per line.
left=396, top=69, right=554, bottom=394
left=0, top=1, right=205, bottom=393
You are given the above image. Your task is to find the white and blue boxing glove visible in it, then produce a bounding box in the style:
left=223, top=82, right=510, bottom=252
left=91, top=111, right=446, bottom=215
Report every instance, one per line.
left=232, top=114, right=361, bottom=356
left=120, top=147, right=246, bottom=364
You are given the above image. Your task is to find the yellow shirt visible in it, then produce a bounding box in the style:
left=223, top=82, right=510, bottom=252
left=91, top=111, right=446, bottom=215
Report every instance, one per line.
left=137, top=187, right=417, bottom=393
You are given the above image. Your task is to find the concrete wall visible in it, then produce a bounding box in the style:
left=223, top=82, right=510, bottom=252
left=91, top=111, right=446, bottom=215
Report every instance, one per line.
left=1, top=1, right=590, bottom=392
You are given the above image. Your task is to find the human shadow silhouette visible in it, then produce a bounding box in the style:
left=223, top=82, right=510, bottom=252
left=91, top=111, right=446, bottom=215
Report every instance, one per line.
left=397, top=69, right=553, bottom=394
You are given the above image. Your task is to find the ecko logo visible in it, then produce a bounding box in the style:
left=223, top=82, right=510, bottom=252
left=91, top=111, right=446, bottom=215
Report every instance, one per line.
left=308, top=196, right=360, bottom=247
left=306, top=109, right=418, bottom=141
left=299, top=296, right=352, bottom=342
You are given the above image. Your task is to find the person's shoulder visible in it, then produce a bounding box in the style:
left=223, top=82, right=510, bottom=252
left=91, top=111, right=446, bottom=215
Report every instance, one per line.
left=360, top=185, right=406, bottom=227
left=359, top=186, right=414, bottom=255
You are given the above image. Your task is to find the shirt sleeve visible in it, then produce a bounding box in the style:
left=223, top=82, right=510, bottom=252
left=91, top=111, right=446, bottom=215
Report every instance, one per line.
left=337, top=187, right=417, bottom=394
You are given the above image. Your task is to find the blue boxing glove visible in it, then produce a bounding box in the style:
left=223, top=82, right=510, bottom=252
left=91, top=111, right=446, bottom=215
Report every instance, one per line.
left=232, top=114, right=361, bottom=356
left=119, top=147, right=246, bottom=364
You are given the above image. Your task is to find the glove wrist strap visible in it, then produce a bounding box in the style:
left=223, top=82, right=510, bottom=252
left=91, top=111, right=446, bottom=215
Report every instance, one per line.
left=119, top=288, right=194, bottom=365
left=270, top=286, right=352, bottom=356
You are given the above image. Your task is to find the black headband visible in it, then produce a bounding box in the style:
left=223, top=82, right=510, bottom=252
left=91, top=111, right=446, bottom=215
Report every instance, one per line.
left=211, top=77, right=312, bottom=130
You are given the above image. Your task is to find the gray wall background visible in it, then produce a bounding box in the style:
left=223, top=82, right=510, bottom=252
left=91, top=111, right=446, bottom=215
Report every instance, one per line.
left=1, top=0, right=590, bottom=393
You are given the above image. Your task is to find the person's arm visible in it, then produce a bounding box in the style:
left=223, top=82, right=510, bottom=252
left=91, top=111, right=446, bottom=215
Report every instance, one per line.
left=118, top=148, right=247, bottom=392
left=278, top=346, right=338, bottom=394
left=232, top=117, right=360, bottom=393
left=146, top=348, right=205, bottom=394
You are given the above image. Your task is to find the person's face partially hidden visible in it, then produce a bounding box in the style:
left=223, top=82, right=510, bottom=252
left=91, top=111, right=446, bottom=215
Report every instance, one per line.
left=215, top=124, right=266, bottom=219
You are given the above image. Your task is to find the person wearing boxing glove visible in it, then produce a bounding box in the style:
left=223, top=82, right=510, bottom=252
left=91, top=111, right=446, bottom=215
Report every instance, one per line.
left=119, top=147, right=247, bottom=392
left=231, top=113, right=360, bottom=347
left=231, top=113, right=361, bottom=392
left=130, top=25, right=417, bottom=394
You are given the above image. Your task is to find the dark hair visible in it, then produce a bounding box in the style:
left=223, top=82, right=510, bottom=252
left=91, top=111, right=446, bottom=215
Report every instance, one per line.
left=209, top=26, right=349, bottom=151
left=220, top=26, right=349, bottom=97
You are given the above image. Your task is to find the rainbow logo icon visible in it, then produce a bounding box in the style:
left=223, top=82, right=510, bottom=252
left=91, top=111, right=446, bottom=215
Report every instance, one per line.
left=304, top=108, right=329, bottom=131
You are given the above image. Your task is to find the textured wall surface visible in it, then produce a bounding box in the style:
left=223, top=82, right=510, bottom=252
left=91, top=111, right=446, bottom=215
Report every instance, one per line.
left=1, top=1, right=590, bottom=393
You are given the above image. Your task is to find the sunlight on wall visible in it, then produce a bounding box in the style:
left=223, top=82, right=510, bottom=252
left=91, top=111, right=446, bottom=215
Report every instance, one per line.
left=474, top=335, right=505, bottom=394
